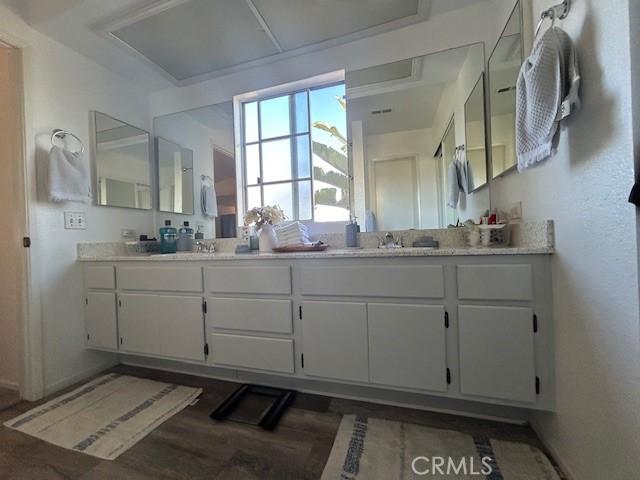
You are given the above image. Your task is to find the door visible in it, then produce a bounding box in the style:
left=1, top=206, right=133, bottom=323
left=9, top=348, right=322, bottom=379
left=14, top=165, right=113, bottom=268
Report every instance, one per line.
left=301, top=301, right=368, bottom=382
left=458, top=305, right=536, bottom=403
left=373, top=157, right=418, bottom=231
left=119, top=293, right=205, bottom=361
left=85, top=292, right=118, bottom=349
left=368, top=304, right=447, bottom=391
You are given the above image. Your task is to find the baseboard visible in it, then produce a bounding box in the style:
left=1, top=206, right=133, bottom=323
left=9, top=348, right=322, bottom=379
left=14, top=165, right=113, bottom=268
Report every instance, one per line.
left=0, top=379, right=19, bottom=391
left=43, top=359, right=119, bottom=397
left=530, top=423, right=575, bottom=480
left=121, top=356, right=530, bottom=425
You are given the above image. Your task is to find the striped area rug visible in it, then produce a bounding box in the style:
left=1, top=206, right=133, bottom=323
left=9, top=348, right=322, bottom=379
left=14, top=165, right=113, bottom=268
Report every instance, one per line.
left=321, top=415, right=560, bottom=480
left=3, top=374, right=202, bottom=460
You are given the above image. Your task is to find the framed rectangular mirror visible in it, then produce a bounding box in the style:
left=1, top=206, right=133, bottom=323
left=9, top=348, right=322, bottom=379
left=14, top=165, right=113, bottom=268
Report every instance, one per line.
left=92, top=111, right=151, bottom=210
left=464, top=73, right=488, bottom=192
left=489, top=0, right=523, bottom=178
left=156, top=137, right=195, bottom=215
left=346, top=43, right=488, bottom=231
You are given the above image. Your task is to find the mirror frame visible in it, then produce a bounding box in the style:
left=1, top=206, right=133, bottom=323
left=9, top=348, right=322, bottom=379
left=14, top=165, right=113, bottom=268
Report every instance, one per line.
left=90, top=110, right=152, bottom=211
left=487, top=0, right=524, bottom=180
left=464, top=72, right=489, bottom=193
left=155, top=136, right=195, bottom=216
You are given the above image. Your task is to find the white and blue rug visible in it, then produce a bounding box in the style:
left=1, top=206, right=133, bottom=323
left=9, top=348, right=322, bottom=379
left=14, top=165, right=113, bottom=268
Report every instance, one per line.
left=3, top=374, right=201, bottom=460
left=322, top=415, right=561, bottom=479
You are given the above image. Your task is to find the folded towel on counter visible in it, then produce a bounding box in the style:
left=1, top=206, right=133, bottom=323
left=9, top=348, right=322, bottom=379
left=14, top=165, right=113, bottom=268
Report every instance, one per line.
left=516, top=27, right=581, bottom=170
left=48, top=146, right=91, bottom=203
left=201, top=182, right=218, bottom=218
left=275, top=221, right=311, bottom=246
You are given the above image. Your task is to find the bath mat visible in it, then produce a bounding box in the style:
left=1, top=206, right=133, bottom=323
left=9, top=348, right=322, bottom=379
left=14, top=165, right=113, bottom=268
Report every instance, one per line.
left=321, top=415, right=560, bottom=479
left=3, top=373, right=201, bottom=460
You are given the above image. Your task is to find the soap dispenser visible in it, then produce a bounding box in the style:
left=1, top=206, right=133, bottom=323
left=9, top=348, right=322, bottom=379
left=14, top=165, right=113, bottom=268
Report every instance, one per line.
left=159, top=220, right=178, bottom=254
left=177, top=221, right=194, bottom=252
left=345, top=216, right=360, bottom=248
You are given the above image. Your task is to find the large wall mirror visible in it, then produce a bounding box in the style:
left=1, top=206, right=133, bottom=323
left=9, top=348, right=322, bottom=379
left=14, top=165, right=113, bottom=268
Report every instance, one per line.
left=346, top=43, right=489, bottom=231
left=489, top=0, right=523, bottom=178
left=92, top=111, right=151, bottom=210
left=154, top=101, right=236, bottom=239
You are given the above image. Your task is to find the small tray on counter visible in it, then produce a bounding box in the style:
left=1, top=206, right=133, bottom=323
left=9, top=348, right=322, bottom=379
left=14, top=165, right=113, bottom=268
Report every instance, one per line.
left=272, top=242, right=328, bottom=253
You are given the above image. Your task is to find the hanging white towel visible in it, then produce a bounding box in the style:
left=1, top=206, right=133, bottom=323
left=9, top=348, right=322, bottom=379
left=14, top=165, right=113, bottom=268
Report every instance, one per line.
left=516, top=27, right=581, bottom=170
left=48, top=145, right=91, bottom=203
left=201, top=181, right=218, bottom=218
left=447, top=160, right=460, bottom=209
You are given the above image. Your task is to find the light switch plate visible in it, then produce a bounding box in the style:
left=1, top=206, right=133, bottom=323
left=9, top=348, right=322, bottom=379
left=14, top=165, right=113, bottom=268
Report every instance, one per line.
left=64, top=211, right=86, bottom=230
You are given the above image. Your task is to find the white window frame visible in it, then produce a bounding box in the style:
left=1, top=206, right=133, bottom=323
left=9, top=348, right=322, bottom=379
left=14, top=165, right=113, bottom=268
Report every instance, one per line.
left=233, top=70, right=346, bottom=227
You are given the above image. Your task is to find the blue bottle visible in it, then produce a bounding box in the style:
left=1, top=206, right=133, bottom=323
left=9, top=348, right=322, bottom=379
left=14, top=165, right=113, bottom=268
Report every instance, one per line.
left=177, top=221, right=194, bottom=252
left=159, top=220, right=178, bottom=254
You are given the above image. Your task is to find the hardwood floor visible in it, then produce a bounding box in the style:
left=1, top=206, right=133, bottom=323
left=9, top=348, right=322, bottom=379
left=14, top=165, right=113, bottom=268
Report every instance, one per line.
left=0, top=387, right=19, bottom=411
left=0, top=365, right=552, bottom=479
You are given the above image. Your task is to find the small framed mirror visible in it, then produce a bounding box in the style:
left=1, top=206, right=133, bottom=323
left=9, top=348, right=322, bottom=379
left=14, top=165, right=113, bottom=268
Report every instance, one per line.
left=92, top=111, right=151, bottom=210
left=464, top=73, right=488, bottom=192
left=156, top=137, right=195, bottom=215
left=489, top=0, right=523, bottom=178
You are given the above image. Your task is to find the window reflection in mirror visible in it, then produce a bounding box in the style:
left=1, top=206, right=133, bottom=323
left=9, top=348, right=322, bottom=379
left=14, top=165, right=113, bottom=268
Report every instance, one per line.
left=153, top=101, right=235, bottom=239
left=489, top=0, right=523, bottom=178
left=93, top=111, right=151, bottom=210
left=346, top=43, right=489, bottom=231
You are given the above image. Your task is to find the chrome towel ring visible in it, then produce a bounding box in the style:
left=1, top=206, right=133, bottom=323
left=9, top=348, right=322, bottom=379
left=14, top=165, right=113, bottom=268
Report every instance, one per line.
left=51, top=128, right=85, bottom=154
left=534, top=0, right=570, bottom=38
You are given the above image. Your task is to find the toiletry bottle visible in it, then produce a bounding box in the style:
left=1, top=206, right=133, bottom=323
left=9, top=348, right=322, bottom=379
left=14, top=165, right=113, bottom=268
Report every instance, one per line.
left=194, top=225, right=204, bottom=240
left=177, top=221, right=194, bottom=252
left=159, top=220, right=178, bottom=254
left=345, top=216, right=359, bottom=248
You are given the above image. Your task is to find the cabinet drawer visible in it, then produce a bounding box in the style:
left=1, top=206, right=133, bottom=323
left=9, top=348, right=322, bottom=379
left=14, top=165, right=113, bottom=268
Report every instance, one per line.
left=204, top=266, right=291, bottom=295
left=210, top=333, right=294, bottom=373
left=300, top=266, right=444, bottom=298
left=85, top=265, right=115, bottom=289
left=457, top=264, right=533, bottom=301
left=117, top=266, right=202, bottom=292
left=208, top=297, right=292, bottom=334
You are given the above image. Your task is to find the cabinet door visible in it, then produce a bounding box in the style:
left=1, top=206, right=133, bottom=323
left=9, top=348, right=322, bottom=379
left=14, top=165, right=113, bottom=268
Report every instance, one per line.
left=368, top=304, right=447, bottom=391
left=458, top=306, right=536, bottom=403
left=301, top=301, right=368, bottom=382
left=119, top=294, right=205, bottom=361
left=85, top=292, right=118, bottom=349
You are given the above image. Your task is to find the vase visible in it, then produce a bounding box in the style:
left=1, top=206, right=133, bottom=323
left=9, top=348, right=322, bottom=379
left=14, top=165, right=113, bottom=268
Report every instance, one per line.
left=259, top=224, right=278, bottom=252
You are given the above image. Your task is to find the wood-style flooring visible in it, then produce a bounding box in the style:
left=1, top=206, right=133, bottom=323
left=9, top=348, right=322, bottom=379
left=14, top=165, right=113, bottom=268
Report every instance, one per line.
left=0, top=365, right=555, bottom=479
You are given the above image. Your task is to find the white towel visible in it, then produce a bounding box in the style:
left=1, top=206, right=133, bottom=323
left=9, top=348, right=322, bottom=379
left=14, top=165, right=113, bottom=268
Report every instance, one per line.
left=48, top=146, right=91, bottom=203
left=275, top=221, right=311, bottom=246
left=201, top=183, right=218, bottom=218
left=516, top=27, right=581, bottom=170
left=447, top=160, right=460, bottom=209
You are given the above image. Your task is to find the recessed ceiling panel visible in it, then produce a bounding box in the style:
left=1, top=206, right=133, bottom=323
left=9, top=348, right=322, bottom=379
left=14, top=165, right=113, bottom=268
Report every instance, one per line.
left=111, top=0, right=280, bottom=80
left=251, top=0, right=420, bottom=50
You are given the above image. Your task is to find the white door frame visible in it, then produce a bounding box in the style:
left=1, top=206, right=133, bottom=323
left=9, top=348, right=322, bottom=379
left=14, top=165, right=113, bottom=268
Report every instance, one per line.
left=0, top=27, right=44, bottom=401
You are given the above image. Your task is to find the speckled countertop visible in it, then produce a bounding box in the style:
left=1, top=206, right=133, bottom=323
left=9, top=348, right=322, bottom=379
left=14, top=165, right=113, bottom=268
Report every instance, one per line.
left=78, top=246, right=554, bottom=262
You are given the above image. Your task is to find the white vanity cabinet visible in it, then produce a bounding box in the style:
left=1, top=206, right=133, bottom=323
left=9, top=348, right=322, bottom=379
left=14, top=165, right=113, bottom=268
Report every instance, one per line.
left=82, top=253, right=553, bottom=412
left=85, top=292, right=118, bottom=349
left=300, top=301, right=369, bottom=382
left=118, top=293, right=205, bottom=362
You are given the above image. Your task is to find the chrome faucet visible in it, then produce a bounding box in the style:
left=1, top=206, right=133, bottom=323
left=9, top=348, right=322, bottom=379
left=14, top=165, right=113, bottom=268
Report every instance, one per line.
left=378, top=232, right=403, bottom=249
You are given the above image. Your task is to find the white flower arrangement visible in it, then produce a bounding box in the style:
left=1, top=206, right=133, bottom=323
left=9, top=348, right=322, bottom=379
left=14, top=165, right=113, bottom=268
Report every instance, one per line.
left=244, top=205, right=286, bottom=230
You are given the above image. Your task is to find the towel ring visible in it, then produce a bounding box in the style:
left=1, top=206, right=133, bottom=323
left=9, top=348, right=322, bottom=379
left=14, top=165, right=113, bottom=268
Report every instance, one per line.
left=51, top=129, right=85, bottom=154
left=535, top=0, right=570, bottom=38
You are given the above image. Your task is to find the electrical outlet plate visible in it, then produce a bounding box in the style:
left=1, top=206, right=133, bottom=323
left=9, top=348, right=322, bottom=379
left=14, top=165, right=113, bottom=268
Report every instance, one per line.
left=64, top=211, right=86, bottom=230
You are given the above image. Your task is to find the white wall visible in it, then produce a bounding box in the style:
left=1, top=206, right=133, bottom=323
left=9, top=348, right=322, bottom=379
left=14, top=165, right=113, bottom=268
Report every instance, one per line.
left=491, top=1, right=640, bottom=478
left=0, top=4, right=154, bottom=399
left=154, top=111, right=233, bottom=239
